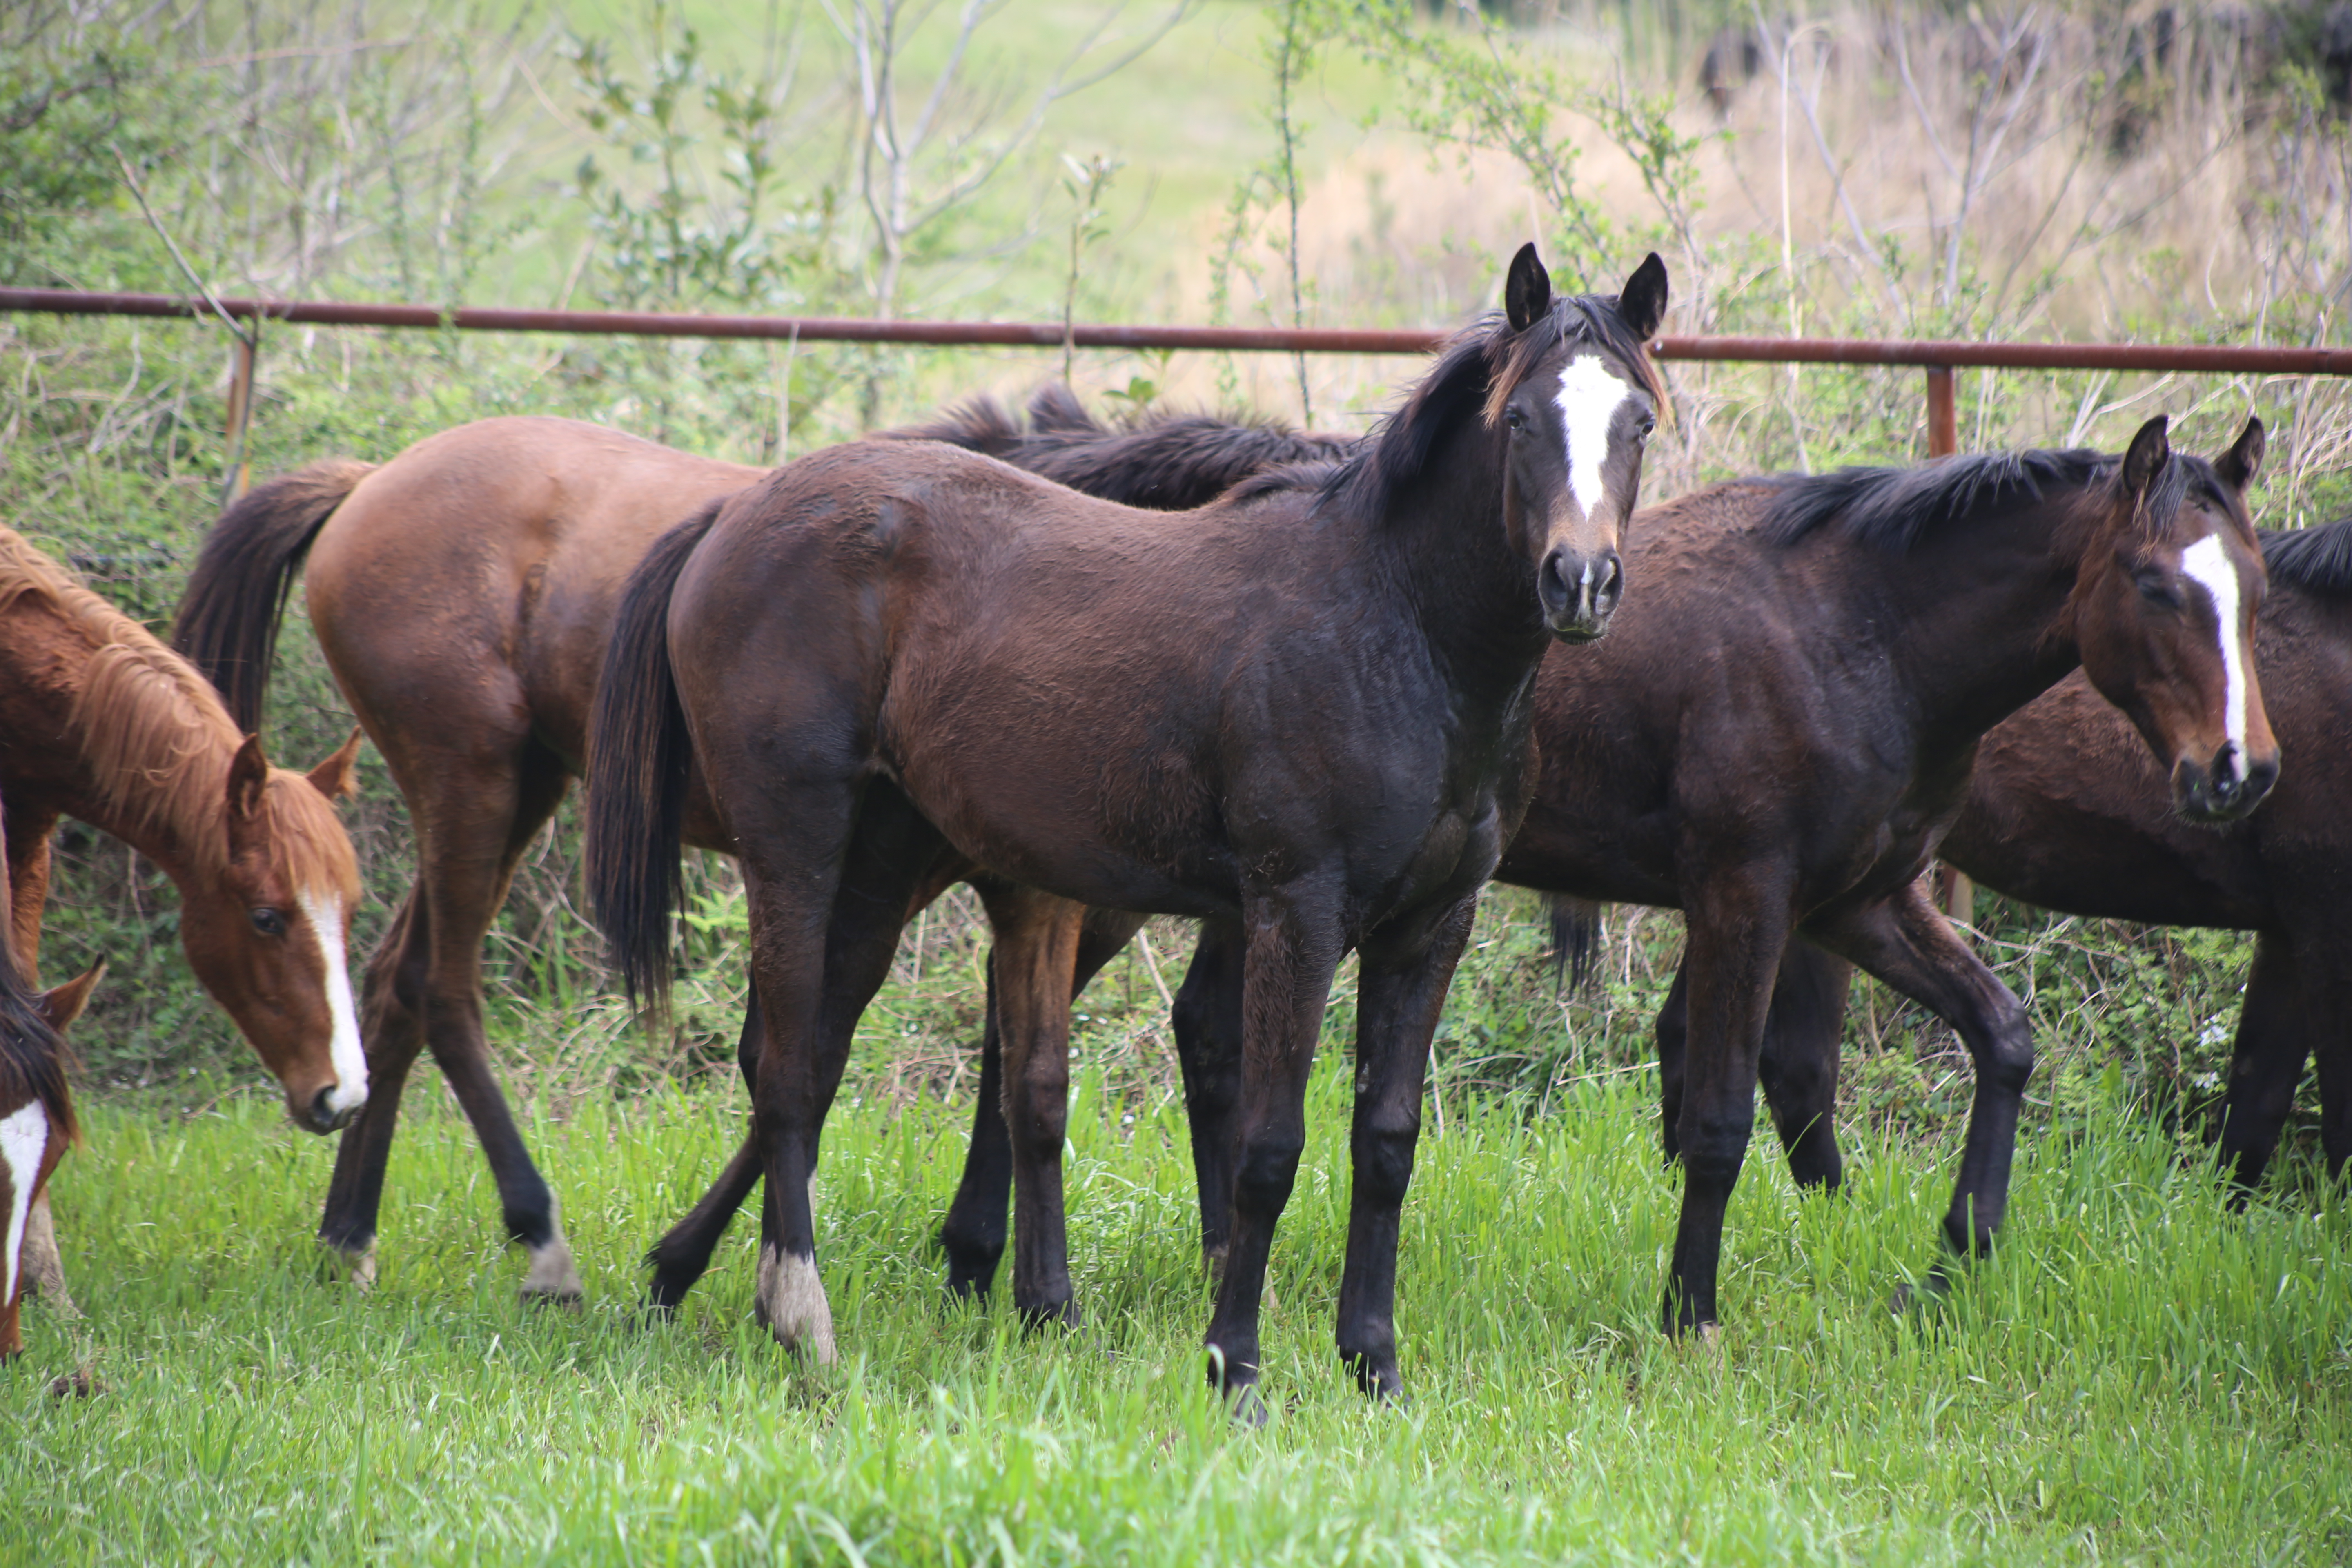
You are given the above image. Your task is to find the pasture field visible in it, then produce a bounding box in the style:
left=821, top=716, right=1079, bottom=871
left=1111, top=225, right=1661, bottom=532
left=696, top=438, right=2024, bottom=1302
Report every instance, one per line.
left=5, top=1055, right=2348, bottom=1566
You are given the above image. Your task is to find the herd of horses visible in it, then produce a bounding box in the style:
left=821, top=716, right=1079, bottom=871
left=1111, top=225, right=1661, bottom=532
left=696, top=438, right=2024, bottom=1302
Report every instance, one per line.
left=0, top=243, right=2333, bottom=1412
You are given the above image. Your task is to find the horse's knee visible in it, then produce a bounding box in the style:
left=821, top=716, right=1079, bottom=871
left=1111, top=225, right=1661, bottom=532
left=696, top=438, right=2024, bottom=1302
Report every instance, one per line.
left=1973, top=997, right=2034, bottom=1094
left=1352, top=1105, right=1420, bottom=1210
left=1677, top=1111, right=1754, bottom=1190
left=1233, top=1130, right=1305, bottom=1216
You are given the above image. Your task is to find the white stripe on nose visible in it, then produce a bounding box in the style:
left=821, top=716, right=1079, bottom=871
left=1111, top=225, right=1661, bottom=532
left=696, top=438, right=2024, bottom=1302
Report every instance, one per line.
left=1, top=1099, right=47, bottom=1304
left=2179, top=534, right=2249, bottom=749
left=1555, top=354, right=1632, bottom=522
left=296, top=889, right=369, bottom=1117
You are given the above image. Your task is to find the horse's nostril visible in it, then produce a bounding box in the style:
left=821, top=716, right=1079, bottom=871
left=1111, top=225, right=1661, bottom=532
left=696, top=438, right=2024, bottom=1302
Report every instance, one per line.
left=1539, top=550, right=1570, bottom=604
left=310, top=1086, right=341, bottom=1131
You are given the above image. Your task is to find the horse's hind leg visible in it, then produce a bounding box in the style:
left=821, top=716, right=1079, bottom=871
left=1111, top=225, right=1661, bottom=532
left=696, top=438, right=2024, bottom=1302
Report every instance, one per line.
left=939, top=905, right=1142, bottom=1302
left=1756, top=940, right=1852, bottom=1193
left=643, top=990, right=767, bottom=1315
left=326, top=733, right=578, bottom=1301
left=1655, top=960, right=1692, bottom=1166
left=2212, top=936, right=2311, bottom=1199
left=1806, top=881, right=2032, bottom=1298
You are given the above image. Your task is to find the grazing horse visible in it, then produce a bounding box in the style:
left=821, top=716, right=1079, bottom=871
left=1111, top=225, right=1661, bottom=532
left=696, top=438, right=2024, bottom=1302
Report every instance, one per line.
left=0, top=793, right=102, bottom=1362
left=171, top=394, right=1356, bottom=1302
left=903, top=410, right=2276, bottom=1338
left=1649, top=512, right=2352, bottom=1205
left=587, top=245, right=1670, bottom=1403
left=0, top=527, right=366, bottom=1310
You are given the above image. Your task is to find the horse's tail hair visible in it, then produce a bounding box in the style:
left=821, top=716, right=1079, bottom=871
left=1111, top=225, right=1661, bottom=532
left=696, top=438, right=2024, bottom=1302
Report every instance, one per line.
left=0, top=803, right=78, bottom=1147
left=1546, top=895, right=1605, bottom=995
left=586, top=501, right=722, bottom=1013
left=172, top=459, right=375, bottom=731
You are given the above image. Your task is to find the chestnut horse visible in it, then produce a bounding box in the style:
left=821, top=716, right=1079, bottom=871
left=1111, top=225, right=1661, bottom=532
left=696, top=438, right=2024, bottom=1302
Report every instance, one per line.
left=171, top=390, right=1356, bottom=1303
left=0, top=527, right=365, bottom=1312
left=0, top=789, right=102, bottom=1361
left=1648, top=512, right=2352, bottom=1205
left=587, top=246, right=1670, bottom=1404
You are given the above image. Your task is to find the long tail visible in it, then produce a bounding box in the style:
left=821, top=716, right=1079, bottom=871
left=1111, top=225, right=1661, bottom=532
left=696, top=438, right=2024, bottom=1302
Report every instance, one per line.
left=1547, top=895, right=1606, bottom=995
left=586, top=501, right=726, bottom=1011
left=172, top=459, right=375, bottom=730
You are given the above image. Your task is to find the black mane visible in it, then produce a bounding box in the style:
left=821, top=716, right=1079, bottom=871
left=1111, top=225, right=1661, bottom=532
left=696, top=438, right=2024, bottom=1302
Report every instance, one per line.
left=2260, top=516, right=2352, bottom=595
left=882, top=387, right=1355, bottom=510
left=1759, top=445, right=2240, bottom=553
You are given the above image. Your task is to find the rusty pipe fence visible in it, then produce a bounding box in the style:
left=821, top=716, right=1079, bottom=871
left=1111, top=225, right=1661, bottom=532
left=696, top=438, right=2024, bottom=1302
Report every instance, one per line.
left=11, top=285, right=2352, bottom=918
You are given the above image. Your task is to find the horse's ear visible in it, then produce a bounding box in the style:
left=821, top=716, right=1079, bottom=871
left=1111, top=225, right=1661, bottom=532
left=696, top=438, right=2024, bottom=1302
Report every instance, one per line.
left=1505, top=243, right=1551, bottom=332
left=37, top=959, right=104, bottom=1031
left=2122, top=416, right=2171, bottom=497
left=307, top=728, right=365, bottom=803
left=1615, top=252, right=1670, bottom=341
left=2216, top=416, right=2265, bottom=493
left=226, top=733, right=270, bottom=825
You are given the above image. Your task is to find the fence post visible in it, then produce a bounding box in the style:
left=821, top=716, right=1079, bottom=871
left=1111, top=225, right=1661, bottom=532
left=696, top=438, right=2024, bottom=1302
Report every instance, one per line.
left=220, top=332, right=257, bottom=508
left=1923, top=361, right=1975, bottom=925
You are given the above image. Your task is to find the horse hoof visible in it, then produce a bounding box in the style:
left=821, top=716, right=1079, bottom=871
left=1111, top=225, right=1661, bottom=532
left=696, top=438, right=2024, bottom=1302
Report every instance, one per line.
left=319, top=1239, right=377, bottom=1292
left=521, top=1238, right=584, bottom=1307
left=521, top=1284, right=586, bottom=1312
left=1017, top=1299, right=1080, bottom=1335
left=1229, top=1384, right=1272, bottom=1429
left=1889, top=1266, right=1954, bottom=1316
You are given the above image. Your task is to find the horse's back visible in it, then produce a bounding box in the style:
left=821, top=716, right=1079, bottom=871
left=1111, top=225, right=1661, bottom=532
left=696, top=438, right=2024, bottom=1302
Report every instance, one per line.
left=302, top=416, right=764, bottom=770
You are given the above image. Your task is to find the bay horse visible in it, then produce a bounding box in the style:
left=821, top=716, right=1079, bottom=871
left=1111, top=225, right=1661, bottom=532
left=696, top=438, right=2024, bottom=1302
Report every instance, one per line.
left=587, top=245, right=1670, bottom=1404
left=0, top=789, right=102, bottom=1362
left=171, top=393, right=1354, bottom=1303
left=1648, top=512, right=2352, bottom=1206
left=0, top=527, right=366, bottom=1312
left=892, top=408, right=2276, bottom=1338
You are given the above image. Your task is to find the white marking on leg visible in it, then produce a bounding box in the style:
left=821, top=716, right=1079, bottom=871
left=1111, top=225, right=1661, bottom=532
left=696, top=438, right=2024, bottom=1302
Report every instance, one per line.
left=1554, top=354, right=1634, bottom=521
left=522, top=1203, right=584, bottom=1303
left=297, top=888, right=370, bottom=1117
left=24, top=1191, right=74, bottom=1315
left=2180, top=534, right=2250, bottom=748
left=1, top=1101, right=48, bottom=1305
left=758, top=1243, right=837, bottom=1363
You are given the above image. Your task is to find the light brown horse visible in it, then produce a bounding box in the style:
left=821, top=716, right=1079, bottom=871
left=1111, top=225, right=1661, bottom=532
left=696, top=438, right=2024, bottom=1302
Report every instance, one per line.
left=0, top=527, right=365, bottom=1310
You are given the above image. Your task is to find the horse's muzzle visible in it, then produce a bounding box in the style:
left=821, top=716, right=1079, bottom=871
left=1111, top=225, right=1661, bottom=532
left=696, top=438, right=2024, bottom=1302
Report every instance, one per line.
left=2172, top=743, right=2278, bottom=824
left=298, top=1085, right=365, bottom=1135
left=1540, top=546, right=1623, bottom=642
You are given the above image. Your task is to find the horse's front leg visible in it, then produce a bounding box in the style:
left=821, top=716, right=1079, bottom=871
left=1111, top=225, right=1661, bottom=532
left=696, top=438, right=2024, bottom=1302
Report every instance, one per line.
left=1334, top=894, right=1478, bottom=1401
left=2211, top=935, right=2311, bottom=1199
left=940, top=905, right=1142, bottom=1303
left=972, top=885, right=1091, bottom=1326
left=1202, top=878, right=1347, bottom=1411
left=1665, top=868, right=1795, bottom=1336
left=1170, top=920, right=1245, bottom=1273
left=1805, top=878, right=2034, bottom=1299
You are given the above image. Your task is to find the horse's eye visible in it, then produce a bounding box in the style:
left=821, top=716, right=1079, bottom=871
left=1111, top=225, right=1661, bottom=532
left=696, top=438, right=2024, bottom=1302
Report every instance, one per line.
left=1504, top=407, right=1526, bottom=432
left=1636, top=412, right=1656, bottom=441
left=2135, top=570, right=2183, bottom=610
left=250, top=908, right=287, bottom=938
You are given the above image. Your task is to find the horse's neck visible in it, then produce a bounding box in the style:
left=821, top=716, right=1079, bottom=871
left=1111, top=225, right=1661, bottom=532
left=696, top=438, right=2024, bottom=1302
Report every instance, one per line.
left=1871, top=499, right=2096, bottom=748
left=0, top=610, right=225, bottom=880
left=1383, top=434, right=1549, bottom=692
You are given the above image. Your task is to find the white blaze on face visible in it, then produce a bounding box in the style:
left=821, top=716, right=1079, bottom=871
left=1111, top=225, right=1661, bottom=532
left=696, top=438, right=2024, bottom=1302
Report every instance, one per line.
left=2179, top=533, right=2251, bottom=750
left=1554, top=354, right=1634, bottom=522
left=2, top=1099, right=47, bottom=1304
left=296, top=888, right=369, bottom=1117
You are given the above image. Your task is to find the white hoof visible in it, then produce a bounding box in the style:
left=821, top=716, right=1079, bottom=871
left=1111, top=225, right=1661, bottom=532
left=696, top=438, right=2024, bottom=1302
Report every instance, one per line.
left=521, top=1235, right=585, bottom=1307
left=755, top=1244, right=836, bottom=1363
left=321, top=1238, right=377, bottom=1292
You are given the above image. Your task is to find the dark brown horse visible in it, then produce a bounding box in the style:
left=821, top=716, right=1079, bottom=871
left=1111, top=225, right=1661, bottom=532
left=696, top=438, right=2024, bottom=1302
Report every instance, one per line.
left=0, top=788, right=102, bottom=1361
left=1648, top=512, right=2352, bottom=1207
left=0, top=527, right=364, bottom=1314
left=588, top=245, right=1670, bottom=1404
left=892, top=408, right=2276, bottom=1340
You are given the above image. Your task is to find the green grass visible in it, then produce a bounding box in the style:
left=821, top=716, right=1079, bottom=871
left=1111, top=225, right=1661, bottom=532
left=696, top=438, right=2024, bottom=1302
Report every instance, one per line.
left=7, top=1060, right=2348, bottom=1565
